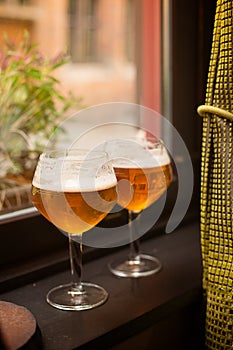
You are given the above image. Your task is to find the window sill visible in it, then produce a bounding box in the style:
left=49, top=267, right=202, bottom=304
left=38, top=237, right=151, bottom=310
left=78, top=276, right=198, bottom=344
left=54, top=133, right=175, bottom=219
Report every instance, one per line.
left=0, top=220, right=203, bottom=349
left=0, top=4, right=42, bottom=21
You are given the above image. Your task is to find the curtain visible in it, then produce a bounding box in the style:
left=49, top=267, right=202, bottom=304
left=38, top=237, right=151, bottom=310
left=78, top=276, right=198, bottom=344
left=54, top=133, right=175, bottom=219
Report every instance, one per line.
left=197, top=0, right=233, bottom=348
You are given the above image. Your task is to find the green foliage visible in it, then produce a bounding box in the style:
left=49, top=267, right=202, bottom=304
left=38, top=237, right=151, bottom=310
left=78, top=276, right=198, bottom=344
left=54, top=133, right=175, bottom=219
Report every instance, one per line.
left=0, top=31, right=81, bottom=177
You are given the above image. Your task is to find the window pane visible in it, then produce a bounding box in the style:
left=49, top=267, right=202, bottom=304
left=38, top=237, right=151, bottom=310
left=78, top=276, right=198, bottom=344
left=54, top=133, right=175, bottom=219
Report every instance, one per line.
left=0, top=0, right=138, bottom=217
left=69, top=0, right=98, bottom=62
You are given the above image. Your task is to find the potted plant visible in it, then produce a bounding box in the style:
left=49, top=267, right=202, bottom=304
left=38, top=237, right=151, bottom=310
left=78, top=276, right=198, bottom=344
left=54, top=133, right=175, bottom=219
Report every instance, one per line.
left=0, top=31, right=81, bottom=213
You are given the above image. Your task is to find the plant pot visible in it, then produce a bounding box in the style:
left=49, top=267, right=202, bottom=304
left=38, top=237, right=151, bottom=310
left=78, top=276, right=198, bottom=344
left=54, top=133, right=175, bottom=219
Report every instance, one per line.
left=0, top=178, right=32, bottom=214
left=0, top=150, right=40, bottom=214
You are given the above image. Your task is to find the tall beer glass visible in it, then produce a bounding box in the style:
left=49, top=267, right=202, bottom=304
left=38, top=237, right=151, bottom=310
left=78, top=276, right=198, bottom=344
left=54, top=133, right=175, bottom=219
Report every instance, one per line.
left=31, top=149, right=117, bottom=310
left=108, top=139, right=173, bottom=277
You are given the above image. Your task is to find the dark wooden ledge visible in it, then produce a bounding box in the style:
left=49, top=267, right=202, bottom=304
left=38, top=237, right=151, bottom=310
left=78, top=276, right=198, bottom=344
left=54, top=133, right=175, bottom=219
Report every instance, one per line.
left=0, top=221, right=204, bottom=349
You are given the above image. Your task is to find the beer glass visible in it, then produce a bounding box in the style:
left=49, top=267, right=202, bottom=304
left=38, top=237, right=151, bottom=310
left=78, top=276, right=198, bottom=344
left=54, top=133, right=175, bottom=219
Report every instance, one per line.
left=31, top=149, right=117, bottom=310
left=108, top=139, right=173, bottom=277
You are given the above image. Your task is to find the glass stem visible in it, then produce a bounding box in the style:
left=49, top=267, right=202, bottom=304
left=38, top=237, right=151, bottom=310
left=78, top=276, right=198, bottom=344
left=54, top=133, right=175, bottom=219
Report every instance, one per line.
left=128, top=210, right=141, bottom=262
left=68, top=234, right=84, bottom=294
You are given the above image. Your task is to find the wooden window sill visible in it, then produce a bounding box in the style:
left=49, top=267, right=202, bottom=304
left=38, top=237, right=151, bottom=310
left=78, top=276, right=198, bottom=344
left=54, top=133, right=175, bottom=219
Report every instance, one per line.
left=0, top=220, right=204, bottom=349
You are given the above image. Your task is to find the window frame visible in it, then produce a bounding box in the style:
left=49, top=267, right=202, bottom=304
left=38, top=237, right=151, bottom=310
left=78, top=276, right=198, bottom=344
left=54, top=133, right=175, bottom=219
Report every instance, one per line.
left=0, top=0, right=215, bottom=273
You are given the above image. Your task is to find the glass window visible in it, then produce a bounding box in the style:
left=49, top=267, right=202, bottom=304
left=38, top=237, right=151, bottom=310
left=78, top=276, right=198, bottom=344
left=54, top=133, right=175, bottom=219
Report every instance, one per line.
left=0, top=0, right=208, bottom=227
left=69, top=0, right=136, bottom=64
left=0, top=0, right=216, bottom=279
left=0, top=0, right=138, bottom=218
left=69, top=0, right=98, bottom=62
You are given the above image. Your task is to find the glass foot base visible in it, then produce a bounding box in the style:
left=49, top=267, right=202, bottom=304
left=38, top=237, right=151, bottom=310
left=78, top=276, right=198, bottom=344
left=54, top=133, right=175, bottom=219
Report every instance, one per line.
left=46, top=282, right=108, bottom=311
left=108, top=254, right=162, bottom=278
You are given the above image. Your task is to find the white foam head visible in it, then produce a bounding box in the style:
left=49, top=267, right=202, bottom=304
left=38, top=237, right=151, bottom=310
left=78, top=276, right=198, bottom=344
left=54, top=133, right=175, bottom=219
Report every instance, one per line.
left=113, top=147, right=170, bottom=169
left=105, top=138, right=170, bottom=169
left=32, top=153, right=117, bottom=192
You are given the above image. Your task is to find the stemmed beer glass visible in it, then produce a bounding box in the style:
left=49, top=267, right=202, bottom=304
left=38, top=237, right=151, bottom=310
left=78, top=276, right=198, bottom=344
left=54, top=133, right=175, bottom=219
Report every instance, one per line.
left=31, top=149, right=117, bottom=310
left=108, top=137, right=173, bottom=278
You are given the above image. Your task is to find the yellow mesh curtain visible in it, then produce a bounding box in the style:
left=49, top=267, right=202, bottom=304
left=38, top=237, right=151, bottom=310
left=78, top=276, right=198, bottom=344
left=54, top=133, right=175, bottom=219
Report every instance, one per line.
left=197, top=0, right=233, bottom=348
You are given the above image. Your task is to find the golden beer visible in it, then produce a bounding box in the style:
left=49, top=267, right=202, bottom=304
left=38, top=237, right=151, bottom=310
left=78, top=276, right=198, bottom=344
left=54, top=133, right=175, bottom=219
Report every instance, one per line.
left=114, top=163, right=173, bottom=212
left=31, top=184, right=117, bottom=235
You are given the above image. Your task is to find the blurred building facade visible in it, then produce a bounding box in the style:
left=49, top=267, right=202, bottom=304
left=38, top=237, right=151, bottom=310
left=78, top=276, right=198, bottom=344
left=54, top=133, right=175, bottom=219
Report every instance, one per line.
left=0, top=0, right=136, bottom=106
